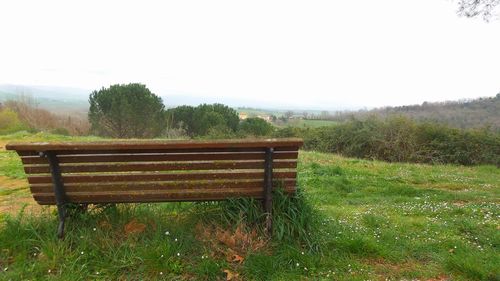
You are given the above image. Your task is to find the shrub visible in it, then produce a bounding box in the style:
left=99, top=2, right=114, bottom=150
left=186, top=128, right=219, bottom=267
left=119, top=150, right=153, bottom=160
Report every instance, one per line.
left=0, top=108, right=26, bottom=134
left=287, top=116, right=499, bottom=166
left=238, top=117, right=274, bottom=137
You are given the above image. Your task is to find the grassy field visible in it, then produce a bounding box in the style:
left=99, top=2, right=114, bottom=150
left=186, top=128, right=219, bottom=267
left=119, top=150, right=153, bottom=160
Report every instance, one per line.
left=0, top=132, right=499, bottom=280
left=285, top=119, right=339, bottom=128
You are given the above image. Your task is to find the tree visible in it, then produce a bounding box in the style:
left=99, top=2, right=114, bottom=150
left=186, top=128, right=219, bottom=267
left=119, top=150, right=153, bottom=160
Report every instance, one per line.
left=88, top=83, right=166, bottom=138
left=456, top=0, right=500, bottom=21
left=239, top=117, right=274, bottom=136
left=166, top=105, right=196, bottom=136
left=191, top=103, right=239, bottom=136
left=167, top=103, right=239, bottom=137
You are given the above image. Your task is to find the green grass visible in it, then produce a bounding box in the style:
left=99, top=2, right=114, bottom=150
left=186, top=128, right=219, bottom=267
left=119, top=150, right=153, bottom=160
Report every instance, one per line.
left=281, top=119, right=339, bottom=128
left=0, top=132, right=499, bottom=280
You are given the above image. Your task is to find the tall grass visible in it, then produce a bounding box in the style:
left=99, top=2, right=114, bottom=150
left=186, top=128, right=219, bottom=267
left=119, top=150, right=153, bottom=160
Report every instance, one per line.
left=197, top=188, right=322, bottom=251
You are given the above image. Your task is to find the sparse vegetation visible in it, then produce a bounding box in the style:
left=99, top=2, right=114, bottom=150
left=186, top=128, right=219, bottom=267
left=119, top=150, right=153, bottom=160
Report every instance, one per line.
left=1, top=98, right=89, bottom=136
left=316, top=94, right=500, bottom=132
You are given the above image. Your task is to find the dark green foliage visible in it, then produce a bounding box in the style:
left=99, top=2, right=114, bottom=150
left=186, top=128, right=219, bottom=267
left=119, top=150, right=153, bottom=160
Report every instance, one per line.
left=167, top=103, right=239, bottom=137
left=88, top=83, right=166, bottom=138
left=275, top=116, right=500, bottom=165
left=165, top=105, right=195, bottom=134
left=238, top=117, right=274, bottom=137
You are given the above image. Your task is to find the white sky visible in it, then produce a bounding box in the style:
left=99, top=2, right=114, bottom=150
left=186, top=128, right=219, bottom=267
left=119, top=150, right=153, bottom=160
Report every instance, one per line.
left=0, top=0, right=499, bottom=109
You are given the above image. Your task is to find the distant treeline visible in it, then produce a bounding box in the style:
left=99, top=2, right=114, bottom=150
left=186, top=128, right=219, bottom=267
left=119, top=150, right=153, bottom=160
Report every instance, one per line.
left=166, top=104, right=273, bottom=138
left=87, top=83, right=274, bottom=139
left=306, top=94, right=500, bottom=132
left=274, top=116, right=500, bottom=166
left=2, top=83, right=499, bottom=166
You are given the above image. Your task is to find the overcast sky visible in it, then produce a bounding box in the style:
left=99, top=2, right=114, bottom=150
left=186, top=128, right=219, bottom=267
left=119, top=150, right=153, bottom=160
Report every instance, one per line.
left=0, top=0, right=499, bottom=109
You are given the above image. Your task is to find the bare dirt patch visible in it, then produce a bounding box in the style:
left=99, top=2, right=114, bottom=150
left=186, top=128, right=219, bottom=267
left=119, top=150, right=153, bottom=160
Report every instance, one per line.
left=0, top=141, right=7, bottom=151
left=0, top=175, right=42, bottom=215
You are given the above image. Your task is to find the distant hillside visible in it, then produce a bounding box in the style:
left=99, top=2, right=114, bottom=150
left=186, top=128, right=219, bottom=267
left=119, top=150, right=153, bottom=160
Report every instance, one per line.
left=330, top=94, right=500, bottom=131
left=0, top=84, right=89, bottom=115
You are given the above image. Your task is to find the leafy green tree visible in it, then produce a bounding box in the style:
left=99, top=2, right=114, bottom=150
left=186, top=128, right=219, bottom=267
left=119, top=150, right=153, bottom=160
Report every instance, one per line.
left=167, top=103, right=239, bottom=137
left=166, top=105, right=196, bottom=136
left=239, top=117, right=274, bottom=136
left=88, top=83, right=166, bottom=138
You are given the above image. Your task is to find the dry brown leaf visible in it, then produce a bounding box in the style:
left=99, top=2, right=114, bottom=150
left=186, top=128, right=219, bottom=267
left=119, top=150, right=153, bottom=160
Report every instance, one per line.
left=124, top=219, right=146, bottom=235
left=232, top=254, right=244, bottom=264
left=223, top=269, right=239, bottom=280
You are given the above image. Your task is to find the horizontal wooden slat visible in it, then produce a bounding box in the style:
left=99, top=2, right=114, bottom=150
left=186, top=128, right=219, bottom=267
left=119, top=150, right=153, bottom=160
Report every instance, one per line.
left=7, top=138, right=303, bottom=151
left=30, top=179, right=297, bottom=193
left=33, top=187, right=297, bottom=205
left=21, top=151, right=298, bottom=164
left=16, top=146, right=299, bottom=156
left=27, top=171, right=297, bottom=184
left=23, top=160, right=297, bottom=174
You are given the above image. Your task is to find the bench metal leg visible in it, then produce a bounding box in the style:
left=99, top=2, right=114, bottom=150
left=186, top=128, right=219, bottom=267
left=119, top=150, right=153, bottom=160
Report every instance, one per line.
left=264, top=147, right=274, bottom=235
left=42, top=151, right=68, bottom=239
left=56, top=205, right=66, bottom=239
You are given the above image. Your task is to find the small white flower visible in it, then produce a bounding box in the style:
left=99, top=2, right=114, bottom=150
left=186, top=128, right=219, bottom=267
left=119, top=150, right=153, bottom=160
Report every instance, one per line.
left=80, top=251, right=84, bottom=255
left=174, top=238, right=178, bottom=242
left=161, top=255, right=164, bottom=258
left=93, top=228, right=97, bottom=231
left=296, top=263, right=300, bottom=267
left=3, top=267, right=7, bottom=272
left=301, top=251, right=304, bottom=255
left=96, top=272, right=99, bottom=275
left=48, top=269, right=51, bottom=273
left=165, top=231, right=170, bottom=235
left=177, top=252, right=180, bottom=257
left=160, top=272, right=163, bottom=275
left=304, top=267, right=308, bottom=271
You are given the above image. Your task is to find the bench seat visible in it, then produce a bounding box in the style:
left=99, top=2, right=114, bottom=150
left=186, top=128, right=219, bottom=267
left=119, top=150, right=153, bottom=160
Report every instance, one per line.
left=6, top=138, right=303, bottom=238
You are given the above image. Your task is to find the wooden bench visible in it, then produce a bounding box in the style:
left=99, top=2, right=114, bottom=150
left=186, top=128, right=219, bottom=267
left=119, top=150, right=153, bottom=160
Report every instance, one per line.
left=6, top=138, right=303, bottom=238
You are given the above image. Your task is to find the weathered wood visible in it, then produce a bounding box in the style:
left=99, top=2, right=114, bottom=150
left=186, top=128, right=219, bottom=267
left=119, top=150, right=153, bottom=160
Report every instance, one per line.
left=23, top=160, right=298, bottom=174
left=6, top=138, right=303, bottom=239
left=21, top=151, right=299, bottom=165
left=15, top=146, right=299, bottom=156
left=6, top=138, right=303, bottom=151
left=27, top=171, right=297, bottom=184
left=33, top=186, right=297, bottom=205
left=29, top=179, right=297, bottom=193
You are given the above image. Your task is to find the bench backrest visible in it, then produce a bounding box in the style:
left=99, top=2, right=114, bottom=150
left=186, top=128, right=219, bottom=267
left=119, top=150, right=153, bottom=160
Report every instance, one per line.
left=6, top=138, right=302, bottom=205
